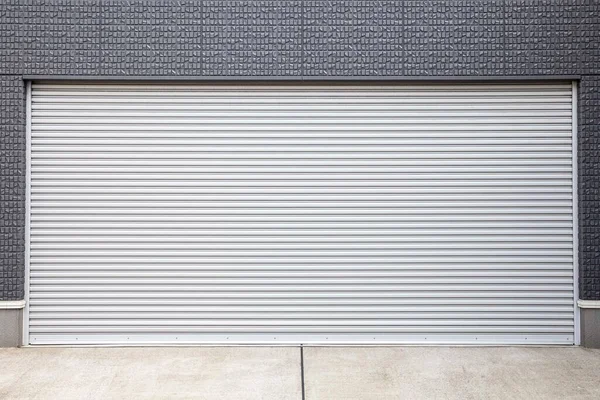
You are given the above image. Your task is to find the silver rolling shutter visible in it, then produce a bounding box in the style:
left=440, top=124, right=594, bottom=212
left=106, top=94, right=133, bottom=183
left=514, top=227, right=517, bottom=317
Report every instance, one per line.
left=28, top=83, right=576, bottom=345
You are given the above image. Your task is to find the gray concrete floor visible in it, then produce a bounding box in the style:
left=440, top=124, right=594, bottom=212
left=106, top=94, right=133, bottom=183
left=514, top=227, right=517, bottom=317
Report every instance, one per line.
left=0, top=347, right=599, bottom=400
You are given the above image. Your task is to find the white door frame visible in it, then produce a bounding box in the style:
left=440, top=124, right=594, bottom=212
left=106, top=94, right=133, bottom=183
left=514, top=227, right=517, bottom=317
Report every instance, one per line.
left=22, top=80, right=581, bottom=346
left=572, top=81, right=580, bottom=345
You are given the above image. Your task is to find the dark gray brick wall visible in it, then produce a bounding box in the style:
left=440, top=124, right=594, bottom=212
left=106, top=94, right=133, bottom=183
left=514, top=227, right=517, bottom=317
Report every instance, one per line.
left=0, top=0, right=599, bottom=300
left=202, top=1, right=302, bottom=76
left=0, top=76, right=25, bottom=301
left=579, top=75, right=600, bottom=299
left=23, top=1, right=101, bottom=76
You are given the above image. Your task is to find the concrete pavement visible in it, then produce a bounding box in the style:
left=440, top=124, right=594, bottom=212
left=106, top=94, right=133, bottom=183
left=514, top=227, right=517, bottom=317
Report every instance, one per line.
left=304, top=347, right=600, bottom=400
left=0, top=347, right=301, bottom=400
left=0, top=347, right=599, bottom=399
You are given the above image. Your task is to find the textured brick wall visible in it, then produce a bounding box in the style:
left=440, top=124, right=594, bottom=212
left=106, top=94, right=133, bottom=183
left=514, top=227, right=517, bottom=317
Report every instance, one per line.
left=579, top=75, right=600, bottom=299
left=0, top=76, right=25, bottom=301
left=0, top=0, right=599, bottom=300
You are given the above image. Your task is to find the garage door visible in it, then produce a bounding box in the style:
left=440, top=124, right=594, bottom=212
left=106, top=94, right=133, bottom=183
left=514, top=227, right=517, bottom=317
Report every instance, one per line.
left=27, top=82, right=577, bottom=345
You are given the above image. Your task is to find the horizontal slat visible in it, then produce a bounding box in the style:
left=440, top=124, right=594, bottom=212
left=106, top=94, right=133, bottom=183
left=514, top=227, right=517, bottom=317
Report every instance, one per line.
left=31, top=273, right=571, bottom=285
left=31, top=153, right=572, bottom=159
left=28, top=305, right=574, bottom=312
left=28, top=228, right=574, bottom=234
left=30, top=182, right=573, bottom=188
left=29, top=291, right=574, bottom=299
left=31, top=94, right=573, bottom=102
left=25, top=334, right=575, bottom=345
left=32, top=94, right=573, bottom=101
left=30, top=187, right=573, bottom=194
left=31, top=110, right=574, bottom=118
left=31, top=82, right=572, bottom=88
left=30, top=260, right=575, bottom=269
left=29, top=243, right=574, bottom=250
left=34, top=88, right=574, bottom=95
left=28, top=319, right=574, bottom=327
left=30, top=132, right=575, bottom=140
left=31, top=138, right=573, bottom=146
left=32, top=124, right=572, bottom=132
left=31, top=85, right=572, bottom=93
left=29, top=210, right=573, bottom=216
left=30, top=144, right=573, bottom=152
left=31, top=173, right=573, bottom=181
left=29, top=270, right=574, bottom=277
left=29, top=200, right=574, bottom=207
left=29, top=298, right=574, bottom=306
left=29, top=194, right=574, bottom=202
left=28, top=285, right=574, bottom=293
left=28, top=326, right=574, bottom=333
left=31, top=293, right=573, bottom=312
left=29, top=235, right=573, bottom=242
left=28, top=312, right=574, bottom=320
left=29, top=221, right=573, bottom=228
left=32, top=88, right=573, bottom=95
left=31, top=248, right=574, bottom=255
left=31, top=102, right=573, bottom=110
left=28, top=264, right=574, bottom=271
left=30, top=165, right=574, bottom=172
left=31, top=120, right=573, bottom=129
left=30, top=217, right=574, bottom=224
left=31, top=162, right=574, bottom=170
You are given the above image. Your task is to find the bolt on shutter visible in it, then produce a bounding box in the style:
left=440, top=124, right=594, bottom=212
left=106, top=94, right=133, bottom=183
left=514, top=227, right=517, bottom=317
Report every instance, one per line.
left=28, top=83, right=576, bottom=345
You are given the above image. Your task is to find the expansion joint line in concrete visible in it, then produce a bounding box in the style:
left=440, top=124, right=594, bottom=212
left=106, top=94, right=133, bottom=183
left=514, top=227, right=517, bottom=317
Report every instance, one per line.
left=300, top=345, right=306, bottom=400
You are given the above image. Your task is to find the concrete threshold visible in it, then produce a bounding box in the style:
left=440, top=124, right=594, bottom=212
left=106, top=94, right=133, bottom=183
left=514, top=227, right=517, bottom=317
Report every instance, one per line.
left=0, top=346, right=599, bottom=400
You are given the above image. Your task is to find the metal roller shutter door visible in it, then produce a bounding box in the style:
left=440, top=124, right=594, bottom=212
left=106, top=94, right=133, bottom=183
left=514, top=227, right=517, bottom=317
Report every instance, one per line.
left=27, top=82, right=577, bottom=345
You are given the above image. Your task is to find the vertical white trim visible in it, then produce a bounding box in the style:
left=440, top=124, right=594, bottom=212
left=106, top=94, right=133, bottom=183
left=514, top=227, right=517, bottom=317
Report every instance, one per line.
left=23, top=80, right=32, bottom=346
left=0, top=300, right=26, bottom=309
left=577, top=300, right=600, bottom=309
left=572, top=81, right=580, bottom=346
